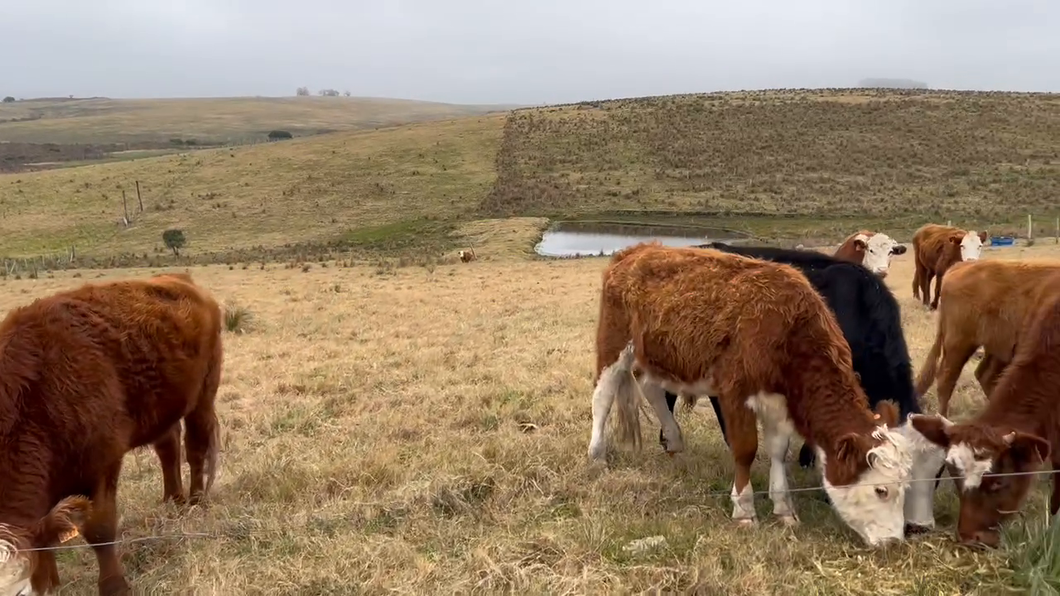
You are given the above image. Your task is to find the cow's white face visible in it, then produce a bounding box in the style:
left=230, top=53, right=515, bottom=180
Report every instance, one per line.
left=960, top=231, right=984, bottom=261
left=817, top=427, right=914, bottom=546
left=858, top=233, right=901, bottom=277
left=0, top=536, right=31, bottom=596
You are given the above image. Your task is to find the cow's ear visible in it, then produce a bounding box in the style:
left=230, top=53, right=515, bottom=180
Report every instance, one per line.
left=909, top=414, right=953, bottom=448
left=853, top=234, right=869, bottom=251
left=978, top=231, right=988, bottom=243
left=33, top=495, right=91, bottom=547
left=873, top=400, right=900, bottom=428
left=1003, top=431, right=1051, bottom=470
left=948, top=234, right=962, bottom=244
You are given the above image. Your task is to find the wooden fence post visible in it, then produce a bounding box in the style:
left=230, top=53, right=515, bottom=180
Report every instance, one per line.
left=136, top=180, right=144, bottom=212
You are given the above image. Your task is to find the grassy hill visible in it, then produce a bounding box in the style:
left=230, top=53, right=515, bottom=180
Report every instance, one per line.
left=483, top=89, right=1060, bottom=235
left=3, top=88, right=1060, bottom=269
left=0, top=114, right=507, bottom=266
left=0, top=96, right=516, bottom=145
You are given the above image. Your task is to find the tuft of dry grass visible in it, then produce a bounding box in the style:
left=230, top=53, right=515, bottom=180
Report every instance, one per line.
left=3, top=244, right=1059, bottom=594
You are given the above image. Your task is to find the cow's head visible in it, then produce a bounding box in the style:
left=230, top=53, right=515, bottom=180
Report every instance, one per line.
left=909, top=414, right=1049, bottom=548
left=0, top=497, right=90, bottom=596
left=817, top=401, right=915, bottom=546
left=853, top=232, right=905, bottom=278
left=949, top=230, right=985, bottom=262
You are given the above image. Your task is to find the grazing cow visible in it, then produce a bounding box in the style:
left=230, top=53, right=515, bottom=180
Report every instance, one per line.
left=911, top=224, right=987, bottom=310
left=587, top=242, right=915, bottom=546
left=660, top=242, right=943, bottom=532
left=0, top=273, right=224, bottom=596
left=458, top=247, right=477, bottom=263
left=833, top=231, right=908, bottom=278
left=909, top=272, right=1060, bottom=548
left=915, top=258, right=1060, bottom=418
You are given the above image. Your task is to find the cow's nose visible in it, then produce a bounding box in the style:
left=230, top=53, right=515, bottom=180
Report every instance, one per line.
left=876, top=270, right=888, bottom=279
left=959, top=530, right=1000, bottom=549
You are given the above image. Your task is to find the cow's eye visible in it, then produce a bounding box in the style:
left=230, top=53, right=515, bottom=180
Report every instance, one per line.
left=875, top=487, right=889, bottom=499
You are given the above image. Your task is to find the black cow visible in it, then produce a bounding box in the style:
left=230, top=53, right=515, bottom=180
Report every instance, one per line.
left=663, top=242, right=921, bottom=468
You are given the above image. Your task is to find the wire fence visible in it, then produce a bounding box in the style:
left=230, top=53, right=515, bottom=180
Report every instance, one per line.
left=14, top=468, right=1059, bottom=553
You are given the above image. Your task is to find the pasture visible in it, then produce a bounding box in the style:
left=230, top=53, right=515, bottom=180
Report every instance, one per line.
left=5, top=242, right=1060, bottom=594
left=0, top=96, right=513, bottom=145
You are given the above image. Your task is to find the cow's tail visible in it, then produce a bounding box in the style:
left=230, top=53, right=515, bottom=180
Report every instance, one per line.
left=609, top=344, right=644, bottom=450
left=915, top=316, right=945, bottom=397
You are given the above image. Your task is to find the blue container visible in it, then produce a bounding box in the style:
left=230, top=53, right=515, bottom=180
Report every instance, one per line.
left=991, top=236, right=1015, bottom=247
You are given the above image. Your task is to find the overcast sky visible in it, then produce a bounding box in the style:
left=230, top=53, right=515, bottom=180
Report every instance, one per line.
left=3, top=0, right=1058, bottom=105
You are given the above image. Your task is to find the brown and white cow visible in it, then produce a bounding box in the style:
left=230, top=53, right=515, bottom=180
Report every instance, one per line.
left=909, top=272, right=1060, bottom=548
left=834, top=230, right=908, bottom=278
left=0, top=273, right=224, bottom=596
left=915, top=258, right=1060, bottom=417
left=911, top=224, right=987, bottom=310
left=587, top=242, right=916, bottom=546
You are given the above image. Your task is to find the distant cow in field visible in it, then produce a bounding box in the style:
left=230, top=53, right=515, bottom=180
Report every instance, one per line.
left=909, top=272, right=1060, bottom=548
left=661, top=242, right=943, bottom=532
left=915, top=258, right=1060, bottom=417
left=911, top=224, right=987, bottom=310
left=0, top=273, right=224, bottom=596
left=833, top=230, right=908, bottom=278
left=587, top=242, right=916, bottom=546
left=458, top=247, right=477, bottom=263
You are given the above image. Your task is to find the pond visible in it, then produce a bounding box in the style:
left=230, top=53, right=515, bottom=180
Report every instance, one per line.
left=534, top=222, right=751, bottom=258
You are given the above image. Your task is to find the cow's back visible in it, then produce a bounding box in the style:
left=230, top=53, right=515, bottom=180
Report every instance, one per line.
left=0, top=275, right=222, bottom=456
left=940, top=259, right=1060, bottom=358
left=913, top=224, right=961, bottom=266
left=606, top=244, right=835, bottom=385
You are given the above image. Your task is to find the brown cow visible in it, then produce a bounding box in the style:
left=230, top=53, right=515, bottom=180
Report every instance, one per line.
left=586, top=242, right=916, bottom=547
left=915, top=258, right=1060, bottom=417
left=0, top=273, right=223, bottom=596
left=911, top=224, right=987, bottom=310
left=909, top=272, right=1060, bottom=548
left=833, top=230, right=907, bottom=278
left=458, top=246, right=477, bottom=263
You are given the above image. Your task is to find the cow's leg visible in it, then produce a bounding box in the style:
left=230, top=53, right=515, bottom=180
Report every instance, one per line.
left=974, top=353, right=1006, bottom=398
left=936, top=341, right=978, bottom=418
left=661, top=390, right=678, bottom=449
left=84, top=464, right=131, bottom=596
left=641, top=380, right=683, bottom=455
left=930, top=271, right=945, bottom=310
left=29, top=552, right=60, bottom=595
left=708, top=395, right=731, bottom=446
left=153, top=423, right=185, bottom=504
left=184, top=404, right=220, bottom=506
left=758, top=393, right=798, bottom=525
left=797, top=440, right=817, bottom=469
left=719, top=392, right=758, bottom=525
left=1051, top=452, right=1060, bottom=516
left=919, top=270, right=933, bottom=308
left=912, top=260, right=923, bottom=300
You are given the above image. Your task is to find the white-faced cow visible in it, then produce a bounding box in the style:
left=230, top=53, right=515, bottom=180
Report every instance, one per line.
left=834, top=230, right=908, bottom=278
left=661, top=241, right=944, bottom=532
left=915, top=258, right=1060, bottom=418
left=911, top=224, right=987, bottom=310
left=909, top=271, right=1060, bottom=548
left=588, top=242, right=916, bottom=547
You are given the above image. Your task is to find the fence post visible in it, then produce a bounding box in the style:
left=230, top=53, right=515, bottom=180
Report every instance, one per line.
left=1055, top=216, right=1058, bottom=244
left=1028, top=214, right=1033, bottom=242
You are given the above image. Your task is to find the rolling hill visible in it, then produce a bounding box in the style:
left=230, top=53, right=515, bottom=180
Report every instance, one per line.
left=3, top=88, right=1060, bottom=268
left=0, top=96, right=516, bottom=145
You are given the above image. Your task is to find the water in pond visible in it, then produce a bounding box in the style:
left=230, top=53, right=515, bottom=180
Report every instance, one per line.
left=535, top=223, right=747, bottom=257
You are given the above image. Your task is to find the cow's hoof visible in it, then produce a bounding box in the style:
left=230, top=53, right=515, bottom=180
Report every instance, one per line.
left=777, top=514, right=799, bottom=527
left=798, top=448, right=816, bottom=469
left=905, top=523, right=933, bottom=536
left=734, top=518, right=758, bottom=528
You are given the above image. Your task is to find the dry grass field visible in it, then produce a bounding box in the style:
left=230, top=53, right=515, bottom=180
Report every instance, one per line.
left=0, top=96, right=514, bottom=145
left=4, top=89, right=1060, bottom=271
left=6, top=241, right=1060, bottom=595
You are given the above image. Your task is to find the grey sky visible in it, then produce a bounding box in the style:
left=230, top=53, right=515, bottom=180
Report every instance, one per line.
left=3, top=0, right=1059, bottom=105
